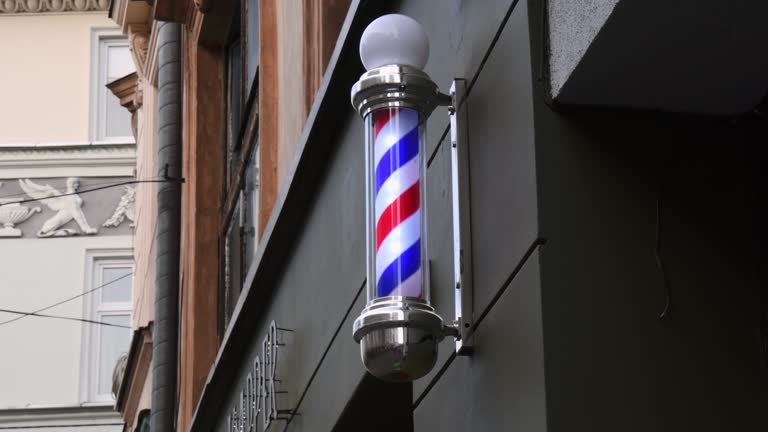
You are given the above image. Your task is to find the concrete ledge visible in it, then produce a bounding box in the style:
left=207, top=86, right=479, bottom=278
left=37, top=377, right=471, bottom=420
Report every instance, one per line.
left=548, top=0, right=768, bottom=114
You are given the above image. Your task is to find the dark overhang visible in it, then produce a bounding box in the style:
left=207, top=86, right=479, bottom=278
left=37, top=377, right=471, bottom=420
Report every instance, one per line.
left=547, top=0, right=768, bottom=114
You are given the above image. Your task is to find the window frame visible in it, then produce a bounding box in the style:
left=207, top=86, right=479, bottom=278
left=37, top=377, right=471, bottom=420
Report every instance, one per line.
left=89, top=28, right=136, bottom=145
left=79, top=249, right=134, bottom=405
left=218, top=2, right=261, bottom=339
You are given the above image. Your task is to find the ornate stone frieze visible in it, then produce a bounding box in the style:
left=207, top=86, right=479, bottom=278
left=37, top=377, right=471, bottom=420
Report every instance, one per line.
left=0, top=176, right=134, bottom=238
left=103, top=186, right=135, bottom=228
left=0, top=0, right=108, bottom=14
left=19, top=178, right=97, bottom=237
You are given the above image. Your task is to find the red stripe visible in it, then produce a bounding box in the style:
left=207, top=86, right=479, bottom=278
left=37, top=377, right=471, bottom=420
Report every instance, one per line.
left=373, top=109, right=396, bottom=139
left=376, top=181, right=419, bottom=250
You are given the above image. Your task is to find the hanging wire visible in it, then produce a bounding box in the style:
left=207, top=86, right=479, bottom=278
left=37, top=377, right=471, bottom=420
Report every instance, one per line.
left=0, top=309, right=131, bottom=329
left=0, top=424, right=123, bottom=430
left=0, top=178, right=141, bottom=201
left=0, top=271, right=134, bottom=327
left=0, top=177, right=183, bottom=208
left=656, top=187, right=671, bottom=320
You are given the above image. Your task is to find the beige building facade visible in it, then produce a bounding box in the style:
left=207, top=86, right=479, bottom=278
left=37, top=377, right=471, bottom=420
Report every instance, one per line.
left=0, top=4, right=136, bottom=431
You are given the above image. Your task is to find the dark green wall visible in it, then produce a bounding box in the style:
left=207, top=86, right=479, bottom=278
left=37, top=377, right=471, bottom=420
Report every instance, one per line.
left=195, top=1, right=767, bottom=431
left=528, top=0, right=768, bottom=430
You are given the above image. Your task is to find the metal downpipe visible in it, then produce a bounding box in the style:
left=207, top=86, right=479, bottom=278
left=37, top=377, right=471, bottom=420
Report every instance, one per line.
left=151, top=21, right=182, bottom=432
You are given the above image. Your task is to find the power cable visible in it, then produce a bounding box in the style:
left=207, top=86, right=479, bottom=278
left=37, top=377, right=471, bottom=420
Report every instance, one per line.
left=0, top=178, right=184, bottom=208
left=0, top=309, right=131, bottom=329
left=0, top=423, right=123, bottom=429
left=0, top=178, right=151, bottom=201
left=0, top=271, right=134, bottom=327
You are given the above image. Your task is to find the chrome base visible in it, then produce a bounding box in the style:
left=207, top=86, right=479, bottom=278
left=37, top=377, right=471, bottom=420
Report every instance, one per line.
left=353, top=297, right=451, bottom=382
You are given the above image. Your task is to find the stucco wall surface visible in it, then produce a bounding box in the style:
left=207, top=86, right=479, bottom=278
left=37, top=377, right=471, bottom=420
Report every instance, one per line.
left=0, top=13, right=116, bottom=144
left=0, top=234, right=132, bottom=408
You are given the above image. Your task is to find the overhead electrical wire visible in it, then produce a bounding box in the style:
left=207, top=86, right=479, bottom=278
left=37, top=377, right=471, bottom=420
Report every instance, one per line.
left=0, top=309, right=132, bottom=329
left=0, top=271, right=134, bottom=328
left=0, top=423, right=123, bottom=430
left=0, top=177, right=183, bottom=208
left=0, top=178, right=141, bottom=201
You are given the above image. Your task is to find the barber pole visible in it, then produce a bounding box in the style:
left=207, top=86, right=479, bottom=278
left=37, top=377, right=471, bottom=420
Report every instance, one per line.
left=351, top=14, right=472, bottom=382
left=371, top=107, right=424, bottom=299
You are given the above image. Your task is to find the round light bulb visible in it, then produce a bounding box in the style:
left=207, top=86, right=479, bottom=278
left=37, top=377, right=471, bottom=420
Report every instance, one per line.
left=359, top=14, right=429, bottom=71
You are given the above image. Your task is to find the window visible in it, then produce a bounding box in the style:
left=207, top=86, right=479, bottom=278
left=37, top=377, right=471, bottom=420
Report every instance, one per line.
left=219, top=4, right=261, bottom=338
left=244, top=0, right=259, bottom=95
left=81, top=251, right=133, bottom=403
left=90, top=29, right=135, bottom=143
left=227, top=38, right=243, bottom=176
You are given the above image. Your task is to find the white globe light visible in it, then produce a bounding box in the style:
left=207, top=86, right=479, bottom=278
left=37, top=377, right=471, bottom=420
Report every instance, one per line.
left=359, top=14, right=429, bottom=71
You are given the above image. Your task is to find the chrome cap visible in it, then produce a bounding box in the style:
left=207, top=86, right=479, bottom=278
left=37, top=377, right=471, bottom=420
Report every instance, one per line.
left=350, top=65, right=450, bottom=118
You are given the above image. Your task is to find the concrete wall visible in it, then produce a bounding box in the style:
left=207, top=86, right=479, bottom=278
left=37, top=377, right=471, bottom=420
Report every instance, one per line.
left=530, top=1, right=768, bottom=428
left=191, top=1, right=767, bottom=431
left=399, top=1, right=547, bottom=430
left=0, top=234, right=132, bottom=408
left=132, top=82, right=158, bottom=330
left=0, top=13, right=117, bottom=144
left=0, top=11, right=134, bottom=420
left=193, top=2, right=547, bottom=431
left=530, top=1, right=768, bottom=430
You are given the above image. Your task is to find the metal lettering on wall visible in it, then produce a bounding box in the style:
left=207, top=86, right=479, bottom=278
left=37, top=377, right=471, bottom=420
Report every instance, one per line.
left=226, top=321, right=293, bottom=431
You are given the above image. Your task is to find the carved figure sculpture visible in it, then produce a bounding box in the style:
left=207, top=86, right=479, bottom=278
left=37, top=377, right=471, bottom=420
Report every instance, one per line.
left=103, top=186, right=135, bottom=228
left=19, top=178, right=98, bottom=237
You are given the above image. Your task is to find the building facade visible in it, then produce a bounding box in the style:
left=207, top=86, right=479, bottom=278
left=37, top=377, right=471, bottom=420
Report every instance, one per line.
left=0, top=4, right=136, bottom=431
left=111, top=0, right=767, bottom=431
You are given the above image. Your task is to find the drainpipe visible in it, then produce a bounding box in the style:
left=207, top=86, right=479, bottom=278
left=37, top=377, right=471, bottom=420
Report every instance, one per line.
left=151, top=21, right=182, bottom=432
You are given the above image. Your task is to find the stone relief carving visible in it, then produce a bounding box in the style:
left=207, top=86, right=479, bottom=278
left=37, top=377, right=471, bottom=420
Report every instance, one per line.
left=103, top=186, right=135, bottom=228
left=19, top=178, right=98, bottom=237
left=0, top=0, right=108, bottom=14
left=128, top=29, right=150, bottom=76
left=0, top=182, right=41, bottom=238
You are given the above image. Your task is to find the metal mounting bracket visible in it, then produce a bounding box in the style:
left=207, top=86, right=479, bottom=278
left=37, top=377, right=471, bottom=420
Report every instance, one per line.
left=449, top=79, right=474, bottom=355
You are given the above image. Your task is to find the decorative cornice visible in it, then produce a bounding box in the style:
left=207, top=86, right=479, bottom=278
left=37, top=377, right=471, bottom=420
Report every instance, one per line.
left=0, top=143, right=135, bottom=162
left=0, top=0, right=108, bottom=14
left=107, top=72, right=141, bottom=138
left=107, top=72, right=140, bottom=113
left=128, top=26, right=150, bottom=78
left=0, top=144, right=136, bottom=178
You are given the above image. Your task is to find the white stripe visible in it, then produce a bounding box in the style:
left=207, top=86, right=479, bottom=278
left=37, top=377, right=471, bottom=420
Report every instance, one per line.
left=374, top=157, right=419, bottom=222
left=373, top=109, right=419, bottom=167
left=375, top=210, right=421, bottom=282
left=389, top=269, right=422, bottom=298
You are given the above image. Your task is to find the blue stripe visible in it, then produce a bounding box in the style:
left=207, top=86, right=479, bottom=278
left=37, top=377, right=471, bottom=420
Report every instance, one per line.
left=375, top=127, right=419, bottom=193
left=377, top=239, right=421, bottom=297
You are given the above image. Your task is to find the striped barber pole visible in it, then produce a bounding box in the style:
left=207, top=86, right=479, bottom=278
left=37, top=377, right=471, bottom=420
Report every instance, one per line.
left=372, top=107, right=423, bottom=298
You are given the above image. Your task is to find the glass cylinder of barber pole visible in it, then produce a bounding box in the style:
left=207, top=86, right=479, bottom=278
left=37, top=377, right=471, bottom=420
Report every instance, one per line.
left=351, top=14, right=448, bottom=382
left=365, top=107, right=428, bottom=302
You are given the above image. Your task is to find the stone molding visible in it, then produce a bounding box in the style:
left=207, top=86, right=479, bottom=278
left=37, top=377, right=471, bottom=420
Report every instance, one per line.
left=129, top=29, right=150, bottom=80
left=0, top=144, right=136, bottom=179
left=115, top=326, right=152, bottom=428
left=0, top=144, right=134, bottom=163
left=0, top=0, right=108, bottom=14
